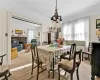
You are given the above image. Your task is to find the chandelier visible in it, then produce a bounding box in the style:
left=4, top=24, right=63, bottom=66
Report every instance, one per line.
left=51, top=0, right=62, bottom=23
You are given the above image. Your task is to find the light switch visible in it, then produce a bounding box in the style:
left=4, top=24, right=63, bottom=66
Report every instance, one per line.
left=5, top=33, right=8, bottom=36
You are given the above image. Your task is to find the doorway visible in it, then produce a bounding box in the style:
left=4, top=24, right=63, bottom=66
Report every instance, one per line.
left=9, top=14, right=42, bottom=70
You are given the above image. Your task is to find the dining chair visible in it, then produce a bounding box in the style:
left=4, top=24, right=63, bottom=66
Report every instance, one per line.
left=82, top=42, right=92, bottom=61
left=58, top=49, right=82, bottom=80
left=0, top=54, right=6, bottom=65
left=60, top=43, right=76, bottom=61
left=0, top=54, right=11, bottom=80
left=31, top=45, right=46, bottom=80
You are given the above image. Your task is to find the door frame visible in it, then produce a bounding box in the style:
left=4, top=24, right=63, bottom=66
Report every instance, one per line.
left=7, top=12, right=42, bottom=64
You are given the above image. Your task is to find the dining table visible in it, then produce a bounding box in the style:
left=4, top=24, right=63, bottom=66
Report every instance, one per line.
left=37, top=45, right=71, bottom=78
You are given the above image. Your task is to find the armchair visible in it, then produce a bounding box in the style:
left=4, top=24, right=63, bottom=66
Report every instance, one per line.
left=0, top=54, right=6, bottom=65
left=0, top=54, right=11, bottom=80
left=82, top=42, right=92, bottom=61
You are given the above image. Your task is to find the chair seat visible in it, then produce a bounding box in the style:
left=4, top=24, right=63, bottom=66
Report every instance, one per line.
left=59, top=60, right=73, bottom=70
left=65, top=55, right=70, bottom=58
left=0, top=65, right=10, bottom=74
left=60, top=54, right=70, bottom=59
left=82, top=51, right=91, bottom=55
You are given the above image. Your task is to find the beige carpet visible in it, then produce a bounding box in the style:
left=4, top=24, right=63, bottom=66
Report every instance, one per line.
left=7, top=51, right=91, bottom=80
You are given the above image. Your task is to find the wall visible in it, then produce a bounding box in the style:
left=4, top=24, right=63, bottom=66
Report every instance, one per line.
left=0, top=8, right=43, bottom=64
left=42, top=24, right=49, bottom=42
left=0, top=9, right=8, bottom=64
left=63, top=3, right=100, bottom=42
left=90, top=15, right=100, bottom=42
left=11, top=18, right=41, bottom=38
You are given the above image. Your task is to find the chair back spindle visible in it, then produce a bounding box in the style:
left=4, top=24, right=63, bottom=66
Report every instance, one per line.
left=69, top=43, right=76, bottom=60
left=72, top=49, right=82, bottom=71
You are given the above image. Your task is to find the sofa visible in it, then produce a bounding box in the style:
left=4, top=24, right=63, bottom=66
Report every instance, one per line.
left=11, top=39, right=22, bottom=52
left=64, top=40, right=85, bottom=51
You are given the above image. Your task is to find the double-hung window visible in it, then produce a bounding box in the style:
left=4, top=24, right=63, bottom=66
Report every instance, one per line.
left=74, top=20, right=85, bottom=41
left=27, top=29, right=34, bottom=43
left=62, top=17, right=89, bottom=41
left=63, top=22, right=73, bottom=40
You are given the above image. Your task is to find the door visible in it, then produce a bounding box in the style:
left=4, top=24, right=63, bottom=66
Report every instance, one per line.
left=48, top=33, right=51, bottom=44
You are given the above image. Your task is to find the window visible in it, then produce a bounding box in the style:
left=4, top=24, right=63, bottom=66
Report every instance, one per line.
left=74, top=20, right=85, bottom=41
left=27, top=29, right=34, bottom=43
left=63, top=22, right=73, bottom=40
left=62, top=18, right=89, bottom=41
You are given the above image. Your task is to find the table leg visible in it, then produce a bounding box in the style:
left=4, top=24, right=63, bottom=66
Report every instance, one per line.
left=82, top=52, right=83, bottom=61
left=52, top=57, right=54, bottom=78
left=91, top=63, right=95, bottom=80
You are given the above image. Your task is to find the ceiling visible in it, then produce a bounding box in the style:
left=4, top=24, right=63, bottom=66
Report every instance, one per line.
left=0, top=0, right=100, bottom=24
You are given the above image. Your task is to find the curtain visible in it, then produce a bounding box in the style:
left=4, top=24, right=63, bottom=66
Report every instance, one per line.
left=27, top=29, right=34, bottom=43
left=74, top=19, right=85, bottom=41
left=62, top=17, right=89, bottom=42
left=63, top=22, right=73, bottom=40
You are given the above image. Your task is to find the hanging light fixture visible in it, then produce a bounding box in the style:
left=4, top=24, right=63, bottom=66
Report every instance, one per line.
left=49, top=0, right=62, bottom=32
left=51, top=0, right=62, bottom=23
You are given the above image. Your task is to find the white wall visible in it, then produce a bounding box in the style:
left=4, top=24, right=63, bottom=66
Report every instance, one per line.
left=0, top=7, right=49, bottom=64
left=0, top=9, right=8, bottom=64
left=11, top=18, right=41, bottom=38
left=63, top=3, right=100, bottom=42
left=90, top=15, right=100, bottom=42
left=42, top=24, right=49, bottom=42
left=0, top=8, right=43, bottom=64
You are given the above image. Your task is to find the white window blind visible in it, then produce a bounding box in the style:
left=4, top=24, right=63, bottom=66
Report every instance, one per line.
left=27, top=29, right=34, bottom=43
left=63, top=17, right=89, bottom=41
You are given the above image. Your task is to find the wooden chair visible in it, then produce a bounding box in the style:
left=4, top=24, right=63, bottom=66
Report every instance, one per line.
left=60, top=43, right=76, bottom=61
left=31, top=45, right=46, bottom=80
left=58, top=50, right=82, bottom=80
left=82, top=42, right=92, bottom=61
left=0, top=54, right=11, bottom=80
left=0, top=54, right=6, bottom=65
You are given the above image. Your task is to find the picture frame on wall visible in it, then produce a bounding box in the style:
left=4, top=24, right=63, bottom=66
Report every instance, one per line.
left=96, top=19, right=100, bottom=29
left=15, top=30, right=23, bottom=34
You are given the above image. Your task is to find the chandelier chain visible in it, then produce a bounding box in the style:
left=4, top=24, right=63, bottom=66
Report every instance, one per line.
left=56, top=0, right=57, bottom=10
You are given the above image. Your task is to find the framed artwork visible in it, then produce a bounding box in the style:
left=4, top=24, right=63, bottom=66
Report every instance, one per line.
left=15, top=30, right=23, bottom=34
left=96, top=19, right=100, bottom=29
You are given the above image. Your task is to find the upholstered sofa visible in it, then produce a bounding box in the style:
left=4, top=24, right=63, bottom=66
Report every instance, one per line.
left=64, top=40, right=85, bottom=51
left=11, top=39, right=22, bottom=52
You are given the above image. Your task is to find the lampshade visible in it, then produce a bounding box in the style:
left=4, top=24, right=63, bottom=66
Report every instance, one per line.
left=96, top=30, right=100, bottom=35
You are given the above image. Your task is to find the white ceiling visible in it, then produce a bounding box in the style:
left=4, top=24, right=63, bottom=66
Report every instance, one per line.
left=0, top=0, right=100, bottom=24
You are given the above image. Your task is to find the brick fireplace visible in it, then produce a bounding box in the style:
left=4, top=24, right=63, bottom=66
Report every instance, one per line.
left=11, top=37, right=27, bottom=49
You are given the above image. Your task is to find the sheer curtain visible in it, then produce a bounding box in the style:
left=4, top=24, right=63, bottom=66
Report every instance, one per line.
left=62, top=17, right=89, bottom=42
left=27, top=29, right=34, bottom=43
left=63, top=22, right=73, bottom=40
left=74, top=19, right=85, bottom=41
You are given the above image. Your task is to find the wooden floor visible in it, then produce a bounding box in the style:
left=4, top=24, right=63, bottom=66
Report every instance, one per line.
left=7, top=51, right=91, bottom=80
